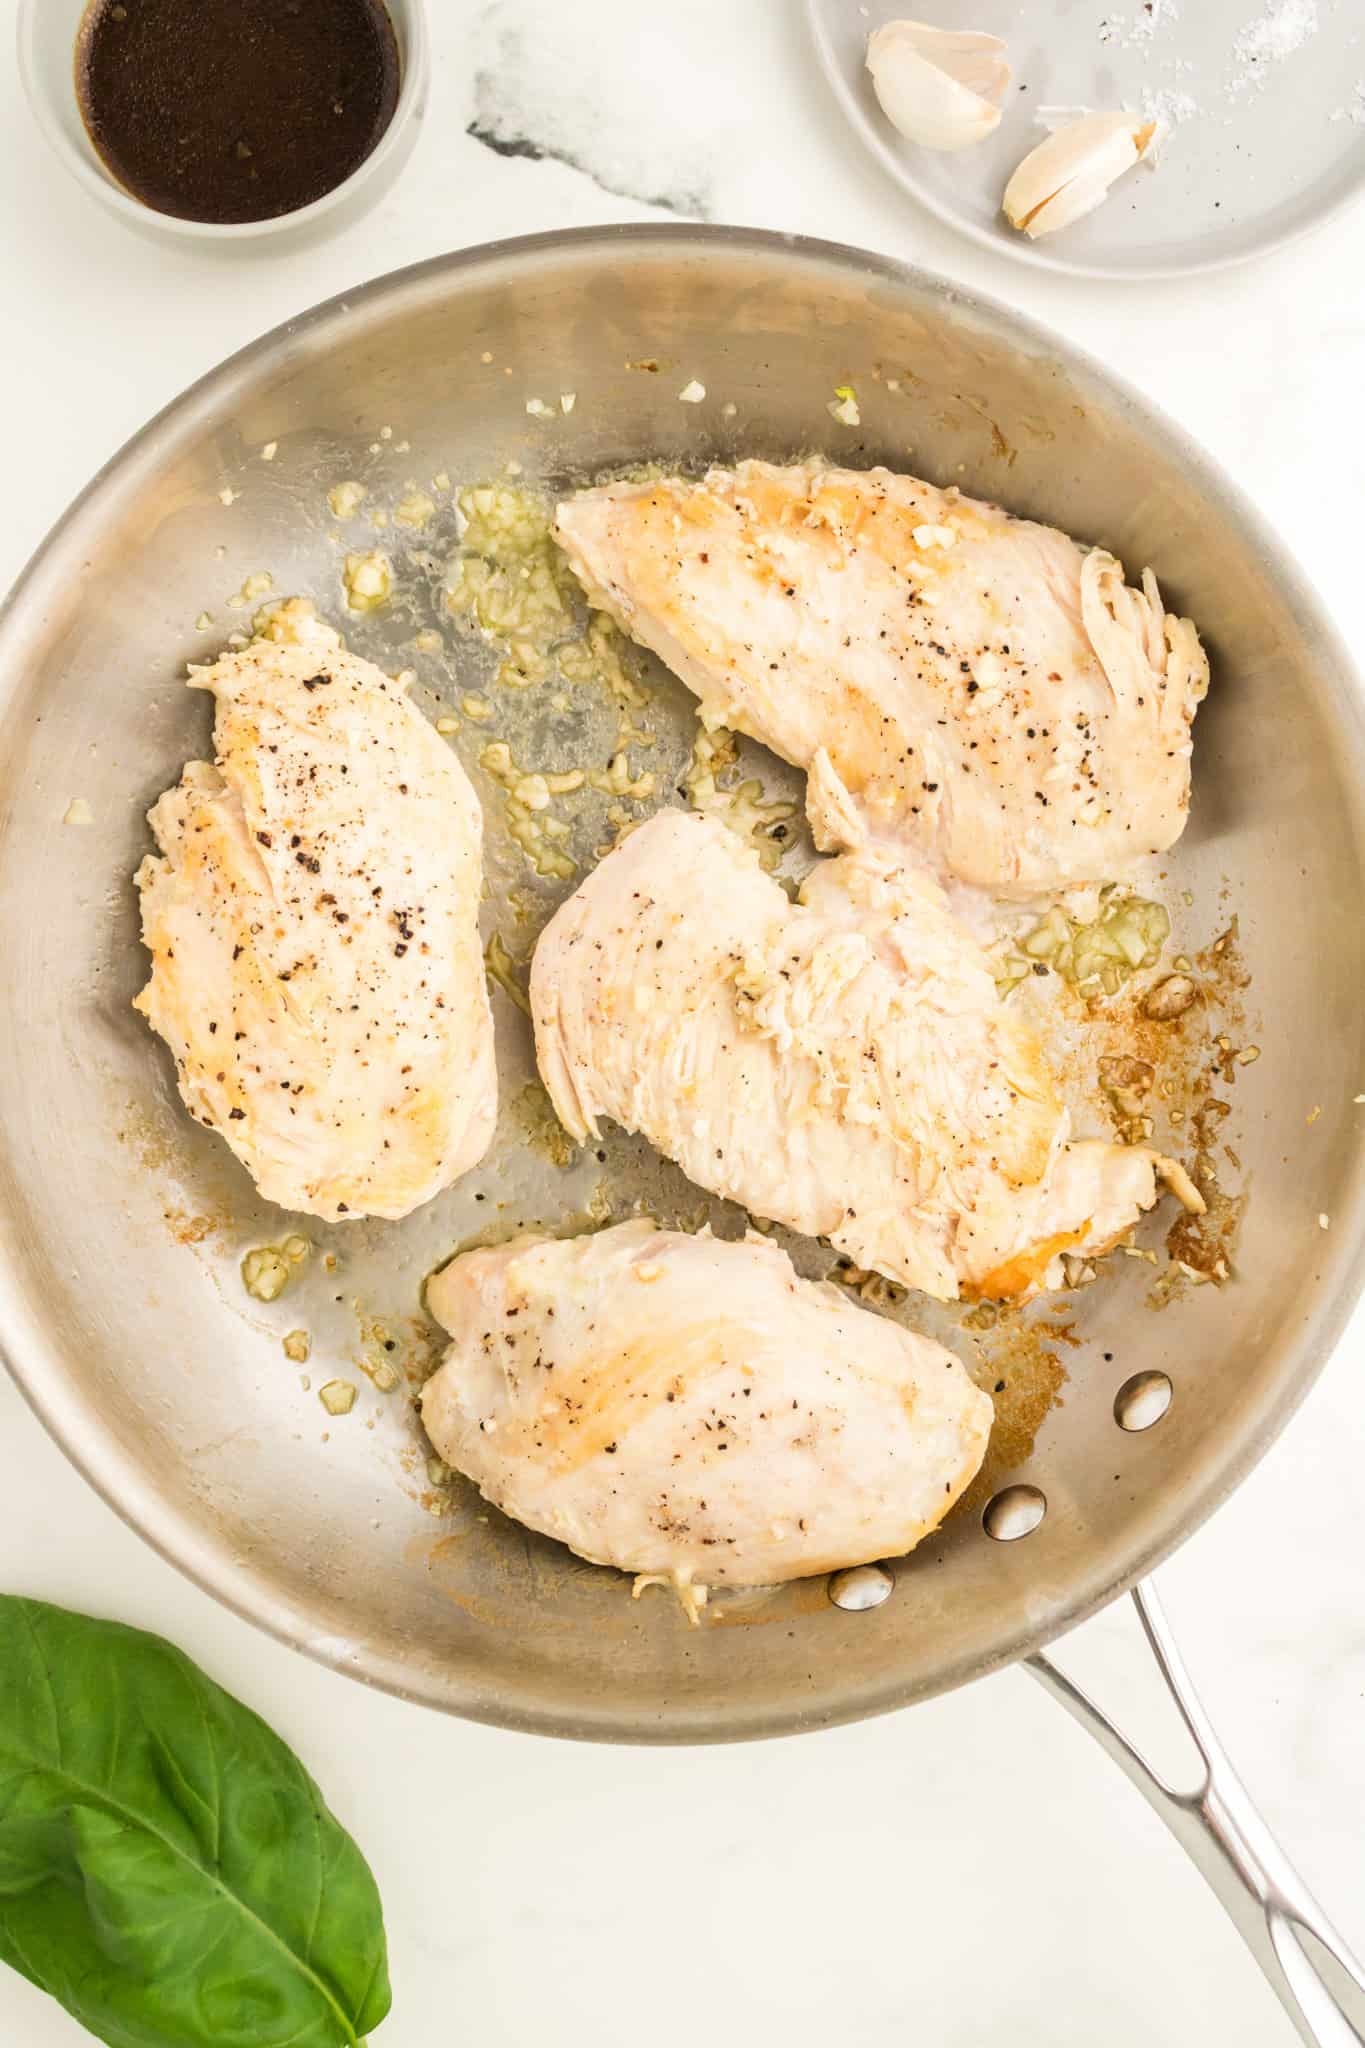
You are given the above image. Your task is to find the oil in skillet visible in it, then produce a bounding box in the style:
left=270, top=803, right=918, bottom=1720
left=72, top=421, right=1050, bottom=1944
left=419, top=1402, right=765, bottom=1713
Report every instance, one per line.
left=75, top=0, right=401, bottom=225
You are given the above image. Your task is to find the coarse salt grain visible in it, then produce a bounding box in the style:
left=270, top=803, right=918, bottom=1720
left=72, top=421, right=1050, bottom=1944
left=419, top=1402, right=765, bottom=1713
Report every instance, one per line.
left=1141, top=88, right=1200, bottom=139
left=1235, top=0, right=1318, bottom=65
left=1100, top=0, right=1180, bottom=48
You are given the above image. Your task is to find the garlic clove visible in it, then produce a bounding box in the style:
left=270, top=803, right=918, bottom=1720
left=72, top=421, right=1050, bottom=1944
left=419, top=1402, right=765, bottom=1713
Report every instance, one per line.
left=1018, top=163, right=1122, bottom=238
left=892, top=22, right=1010, bottom=104
left=866, top=19, right=1010, bottom=154
left=1003, top=112, right=1158, bottom=238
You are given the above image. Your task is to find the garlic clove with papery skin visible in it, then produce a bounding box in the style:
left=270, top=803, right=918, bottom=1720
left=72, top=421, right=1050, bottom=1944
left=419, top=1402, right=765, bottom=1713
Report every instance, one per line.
left=866, top=20, right=1011, bottom=153
left=1003, top=112, right=1158, bottom=239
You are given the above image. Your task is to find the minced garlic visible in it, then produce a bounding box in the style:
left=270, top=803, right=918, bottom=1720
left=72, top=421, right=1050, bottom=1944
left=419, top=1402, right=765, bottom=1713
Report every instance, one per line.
left=1001, top=891, right=1171, bottom=1000
left=588, top=753, right=655, bottom=801
left=241, top=1245, right=292, bottom=1302
left=480, top=740, right=578, bottom=882
left=328, top=480, right=367, bottom=520
left=342, top=550, right=392, bottom=613
left=684, top=724, right=796, bottom=870
left=229, top=569, right=273, bottom=609
left=485, top=931, right=531, bottom=1014
left=394, top=489, right=436, bottom=529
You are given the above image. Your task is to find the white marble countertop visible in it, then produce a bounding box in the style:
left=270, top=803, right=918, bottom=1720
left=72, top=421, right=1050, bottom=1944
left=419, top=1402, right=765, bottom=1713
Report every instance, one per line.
left=2, top=5, right=1364, bottom=2044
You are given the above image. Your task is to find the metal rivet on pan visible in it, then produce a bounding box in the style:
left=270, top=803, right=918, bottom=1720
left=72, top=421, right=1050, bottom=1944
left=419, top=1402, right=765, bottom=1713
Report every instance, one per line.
left=1114, top=1370, right=1173, bottom=1432
left=828, top=1563, right=893, bottom=1611
left=982, top=1484, right=1046, bottom=1542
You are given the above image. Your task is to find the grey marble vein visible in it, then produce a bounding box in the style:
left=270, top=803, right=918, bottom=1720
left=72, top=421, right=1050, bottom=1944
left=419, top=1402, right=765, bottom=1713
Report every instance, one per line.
left=465, top=110, right=711, bottom=217
left=465, top=21, right=714, bottom=220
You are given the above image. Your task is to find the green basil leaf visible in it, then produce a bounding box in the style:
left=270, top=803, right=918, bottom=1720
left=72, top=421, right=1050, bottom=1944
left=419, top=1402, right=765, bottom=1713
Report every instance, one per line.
left=0, top=1596, right=390, bottom=2047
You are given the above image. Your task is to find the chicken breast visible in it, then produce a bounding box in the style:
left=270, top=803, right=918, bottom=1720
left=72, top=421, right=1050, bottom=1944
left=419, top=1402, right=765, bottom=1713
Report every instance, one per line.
left=555, top=460, right=1209, bottom=895
left=134, top=612, right=496, bottom=1221
left=531, top=804, right=1200, bottom=1302
left=422, top=1220, right=992, bottom=1598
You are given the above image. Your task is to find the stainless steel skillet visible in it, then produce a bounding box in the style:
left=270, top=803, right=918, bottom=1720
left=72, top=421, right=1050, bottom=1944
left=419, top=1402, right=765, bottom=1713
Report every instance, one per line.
left=1, top=228, right=1363, bottom=2039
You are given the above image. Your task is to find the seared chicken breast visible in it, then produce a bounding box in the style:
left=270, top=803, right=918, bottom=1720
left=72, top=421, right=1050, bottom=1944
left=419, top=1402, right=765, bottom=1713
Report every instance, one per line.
left=555, top=460, right=1209, bottom=894
left=422, top=1220, right=992, bottom=1596
left=134, top=613, right=496, bottom=1221
left=532, top=805, right=1200, bottom=1302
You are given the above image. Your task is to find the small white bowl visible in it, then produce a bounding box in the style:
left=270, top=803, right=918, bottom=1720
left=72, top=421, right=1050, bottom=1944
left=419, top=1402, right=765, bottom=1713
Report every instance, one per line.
left=17, top=0, right=429, bottom=247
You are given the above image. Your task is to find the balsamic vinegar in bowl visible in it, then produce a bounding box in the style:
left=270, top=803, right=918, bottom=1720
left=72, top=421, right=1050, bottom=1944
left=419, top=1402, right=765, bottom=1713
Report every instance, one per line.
left=75, top=0, right=401, bottom=225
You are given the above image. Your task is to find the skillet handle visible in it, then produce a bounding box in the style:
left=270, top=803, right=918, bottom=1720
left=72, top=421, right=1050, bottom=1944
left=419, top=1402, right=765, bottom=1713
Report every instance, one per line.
left=1028, top=1579, right=1365, bottom=2047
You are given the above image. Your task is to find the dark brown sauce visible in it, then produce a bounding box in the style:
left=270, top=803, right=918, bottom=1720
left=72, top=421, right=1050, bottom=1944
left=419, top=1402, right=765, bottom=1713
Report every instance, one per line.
left=75, top=0, right=400, bottom=225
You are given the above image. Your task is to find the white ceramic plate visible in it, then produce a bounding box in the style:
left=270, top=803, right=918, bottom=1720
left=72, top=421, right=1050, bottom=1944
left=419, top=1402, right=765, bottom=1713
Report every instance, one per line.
left=807, top=0, right=1365, bottom=277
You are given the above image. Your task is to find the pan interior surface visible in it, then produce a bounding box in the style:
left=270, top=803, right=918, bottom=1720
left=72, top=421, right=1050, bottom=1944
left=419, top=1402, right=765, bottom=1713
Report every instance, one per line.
left=2, top=228, right=1364, bottom=1741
